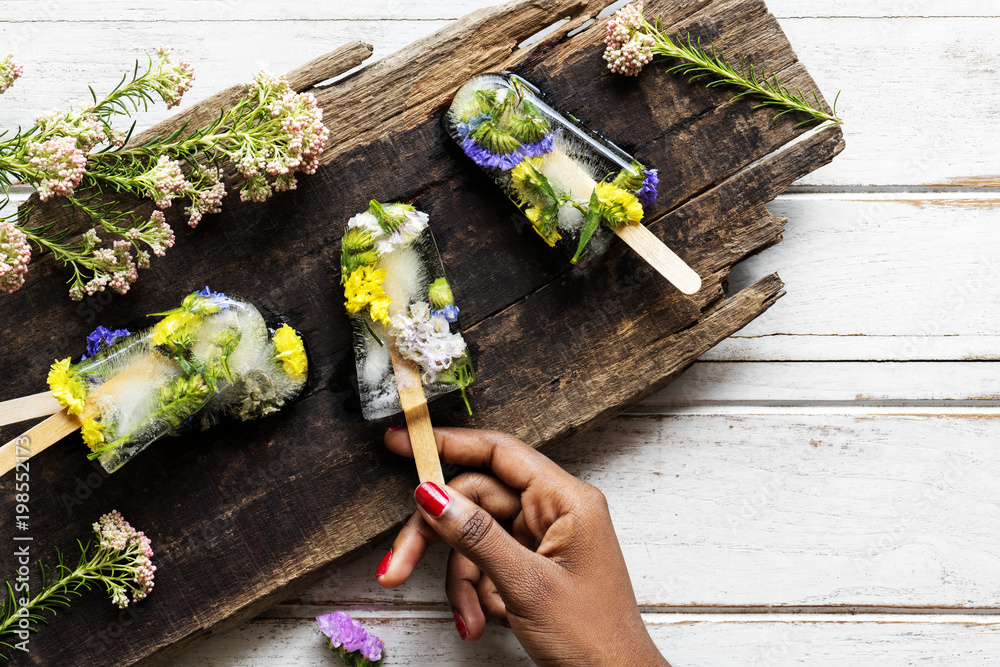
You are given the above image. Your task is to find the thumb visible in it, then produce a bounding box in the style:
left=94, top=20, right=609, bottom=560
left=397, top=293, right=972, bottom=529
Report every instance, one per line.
left=414, top=481, right=552, bottom=599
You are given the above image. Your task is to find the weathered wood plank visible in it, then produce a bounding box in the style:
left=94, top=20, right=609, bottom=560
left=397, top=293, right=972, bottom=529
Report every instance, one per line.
left=7, top=13, right=992, bottom=189
left=163, top=614, right=1000, bottom=667
left=1, top=0, right=995, bottom=22
left=703, top=194, right=1000, bottom=360
left=287, top=413, right=1000, bottom=610
left=0, top=0, right=842, bottom=664
left=641, top=361, right=1000, bottom=405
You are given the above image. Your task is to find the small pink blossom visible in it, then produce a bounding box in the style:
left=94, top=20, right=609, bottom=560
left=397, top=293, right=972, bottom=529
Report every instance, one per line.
left=34, top=106, right=107, bottom=152
left=184, top=168, right=226, bottom=227
left=144, top=210, right=175, bottom=256
left=0, top=53, right=22, bottom=94
left=142, top=155, right=189, bottom=208
left=151, top=47, right=195, bottom=109
left=84, top=239, right=138, bottom=297
left=93, top=510, right=156, bottom=608
left=0, top=221, right=31, bottom=293
left=26, top=135, right=87, bottom=200
left=603, top=2, right=655, bottom=76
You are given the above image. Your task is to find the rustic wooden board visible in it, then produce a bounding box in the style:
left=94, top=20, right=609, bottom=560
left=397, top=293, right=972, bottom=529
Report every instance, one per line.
left=0, top=0, right=842, bottom=664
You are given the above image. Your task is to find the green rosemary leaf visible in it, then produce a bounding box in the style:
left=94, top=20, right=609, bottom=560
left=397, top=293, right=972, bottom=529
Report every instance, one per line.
left=572, top=189, right=603, bottom=265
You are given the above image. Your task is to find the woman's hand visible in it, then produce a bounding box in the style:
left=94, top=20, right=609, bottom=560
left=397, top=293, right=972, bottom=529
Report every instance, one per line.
left=377, top=427, right=669, bottom=667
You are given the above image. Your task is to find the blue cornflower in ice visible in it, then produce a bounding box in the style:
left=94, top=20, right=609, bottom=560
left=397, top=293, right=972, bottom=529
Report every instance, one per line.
left=197, top=285, right=232, bottom=310
left=456, top=112, right=490, bottom=139
left=432, top=304, right=460, bottom=323
left=317, top=611, right=384, bottom=664
left=636, top=168, right=659, bottom=206
left=83, top=326, right=131, bottom=360
left=461, top=137, right=525, bottom=171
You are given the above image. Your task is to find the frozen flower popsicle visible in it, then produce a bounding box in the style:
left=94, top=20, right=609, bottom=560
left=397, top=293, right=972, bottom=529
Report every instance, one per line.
left=341, top=200, right=474, bottom=484
left=445, top=73, right=701, bottom=294
left=0, top=287, right=308, bottom=474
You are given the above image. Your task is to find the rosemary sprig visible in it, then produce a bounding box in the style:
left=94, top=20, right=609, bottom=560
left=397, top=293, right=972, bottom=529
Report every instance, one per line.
left=649, top=28, right=841, bottom=128
left=603, top=2, right=842, bottom=129
left=0, top=512, right=155, bottom=659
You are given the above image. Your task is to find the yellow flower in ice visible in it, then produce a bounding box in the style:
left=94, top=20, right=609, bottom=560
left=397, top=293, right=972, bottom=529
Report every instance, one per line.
left=344, top=265, right=392, bottom=325
left=525, top=207, right=561, bottom=247
left=47, top=358, right=87, bottom=416
left=368, top=297, right=392, bottom=327
left=81, top=417, right=106, bottom=453
left=594, top=181, right=643, bottom=228
left=510, top=157, right=548, bottom=208
left=151, top=310, right=199, bottom=346
left=273, top=324, right=308, bottom=381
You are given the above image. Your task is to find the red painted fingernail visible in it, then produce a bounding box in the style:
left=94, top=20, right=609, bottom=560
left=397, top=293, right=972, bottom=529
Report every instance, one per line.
left=387, top=425, right=406, bottom=432
left=453, top=609, right=469, bottom=639
left=503, top=618, right=511, bottom=628
left=414, top=481, right=449, bottom=518
left=375, top=549, right=392, bottom=578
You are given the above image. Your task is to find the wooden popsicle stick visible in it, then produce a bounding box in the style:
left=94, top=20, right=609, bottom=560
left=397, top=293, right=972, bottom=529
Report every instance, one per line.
left=615, top=223, right=702, bottom=295
left=0, top=391, right=63, bottom=427
left=389, top=344, right=445, bottom=486
left=0, top=406, right=85, bottom=477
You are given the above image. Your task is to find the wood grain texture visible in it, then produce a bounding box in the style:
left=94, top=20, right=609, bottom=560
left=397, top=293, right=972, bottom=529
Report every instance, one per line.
left=164, top=614, right=1000, bottom=667
left=280, top=413, right=1000, bottom=610
left=0, top=0, right=843, bottom=664
left=1, top=0, right=994, bottom=21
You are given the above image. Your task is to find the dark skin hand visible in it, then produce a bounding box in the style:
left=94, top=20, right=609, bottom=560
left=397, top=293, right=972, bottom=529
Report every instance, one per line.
left=377, top=427, right=670, bottom=667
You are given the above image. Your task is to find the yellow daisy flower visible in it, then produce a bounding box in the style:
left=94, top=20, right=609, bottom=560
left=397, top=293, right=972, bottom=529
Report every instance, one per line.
left=344, top=265, right=392, bottom=324
left=151, top=310, right=199, bottom=346
left=525, top=207, right=561, bottom=247
left=81, top=417, right=106, bottom=453
left=47, top=358, right=87, bottom=416
left=273, top=324, right=308, bottom=381
left=594, top=182, right=644, bottom=227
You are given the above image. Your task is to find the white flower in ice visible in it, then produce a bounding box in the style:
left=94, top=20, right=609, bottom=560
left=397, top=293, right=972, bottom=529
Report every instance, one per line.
left=389, top=301, right=468, bottom=384
left=347, top=203, right=428, bottom=256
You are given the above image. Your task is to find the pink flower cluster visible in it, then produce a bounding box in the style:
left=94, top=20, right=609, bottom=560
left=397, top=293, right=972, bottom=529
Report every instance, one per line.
left=0, top=220, right=31, bottom=294
left=184, top=167, right=227, bottom=227
left=235, top=71, right=328, bottom=202
left=26, top=135, right=87, bottom=200
left=0, top=53, right=23, bottom=94
left=144, top=155, right=189, bottom=209
left=84, top=238, right=139, bottom=297
left=34, top=106, right=107, bottom=152
left=93, top=510, right=156, bottom=608
left=144, top=210, right=176, bottom=256
left=603, top=2, right=655, bottom=76
left=151, top=47, right=195, bottom=109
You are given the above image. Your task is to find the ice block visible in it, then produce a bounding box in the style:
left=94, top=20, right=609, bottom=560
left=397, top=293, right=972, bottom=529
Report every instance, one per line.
left=445, top=73, right=701, bottom=295
left=341, top=200, right=474, bottom=484
left=0, top=288, right=308, bottom=475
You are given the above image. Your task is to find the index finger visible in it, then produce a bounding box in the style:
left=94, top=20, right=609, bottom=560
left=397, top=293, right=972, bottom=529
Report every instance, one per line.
left=384, top=427, right=571, bottom=492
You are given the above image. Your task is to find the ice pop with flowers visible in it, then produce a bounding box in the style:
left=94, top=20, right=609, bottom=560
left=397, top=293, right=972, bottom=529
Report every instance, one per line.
left=445, top=73, right=701, bottom=294
left=341, top=200, right=474, bottom=484
left=0, top=287, right=308, bottom=475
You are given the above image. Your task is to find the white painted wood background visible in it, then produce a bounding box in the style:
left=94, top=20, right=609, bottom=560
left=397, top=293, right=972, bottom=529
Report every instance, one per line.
left=3, top=0, right=999, bottom=664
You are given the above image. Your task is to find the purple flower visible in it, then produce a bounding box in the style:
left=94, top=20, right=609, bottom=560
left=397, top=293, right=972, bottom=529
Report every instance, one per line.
left=461, top=137, right=525, bottom=171
left=432, top=304, right=460, bottom=323
left=317, top=611, right=384, bottom=663
left=636, top=168, right=658, bottom=206
left=520, top=131, right=557, bottom=159
left=83, top=326, right=131, bottom=360
left=360, top=633, right=385, bottom=662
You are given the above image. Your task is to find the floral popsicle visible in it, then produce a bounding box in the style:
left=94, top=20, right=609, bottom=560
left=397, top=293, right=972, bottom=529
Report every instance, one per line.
left=0, top=288, right=308, bottom=475
left=341, top=200, right=474, bottom=484
left=445, top=73, right=701, bottom=295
